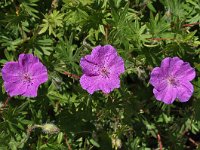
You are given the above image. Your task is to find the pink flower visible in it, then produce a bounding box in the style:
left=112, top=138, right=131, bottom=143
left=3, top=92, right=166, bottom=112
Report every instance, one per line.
left=150, top=57, right=196, bottom=104
left=1, top=54, right=48, bottom=97
left=80, top=45, right=125, bottom=94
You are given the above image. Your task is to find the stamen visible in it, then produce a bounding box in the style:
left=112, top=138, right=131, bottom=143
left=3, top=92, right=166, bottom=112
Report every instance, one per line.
left=100, top=67, right=110, bottom=78
left=23, top=73, right=32, bottom=83
left=167, top=76, right=178, bottom=87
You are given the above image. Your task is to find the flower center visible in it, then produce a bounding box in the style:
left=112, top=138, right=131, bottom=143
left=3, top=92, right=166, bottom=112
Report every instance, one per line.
left=167, top=76, right=178, bottom=86
left=100, top=67, right=110, bottom=78
left=23, top=73, right=32, bottom=83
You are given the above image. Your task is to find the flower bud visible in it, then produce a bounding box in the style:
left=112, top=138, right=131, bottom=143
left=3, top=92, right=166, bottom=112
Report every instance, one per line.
left=40, top=123, right=60, bottom=134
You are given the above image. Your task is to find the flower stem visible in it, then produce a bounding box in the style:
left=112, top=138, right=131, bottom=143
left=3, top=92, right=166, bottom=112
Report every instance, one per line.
left=0, top=96, right=11, bottom=114
left=157, top=133, right=163, bottom=150
left=63, top=71, right=80, bottom=80
left=64, top=133, right=72, bottom=150
left=182, top=22, right=200, bottom=27
left=147, top=37, right=174, bottom=41
left=2, top=96, right=11, bottom=108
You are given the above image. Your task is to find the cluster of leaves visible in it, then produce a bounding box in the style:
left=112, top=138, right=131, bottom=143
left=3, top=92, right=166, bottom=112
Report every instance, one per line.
left=0, top=0, right=200, bottom=149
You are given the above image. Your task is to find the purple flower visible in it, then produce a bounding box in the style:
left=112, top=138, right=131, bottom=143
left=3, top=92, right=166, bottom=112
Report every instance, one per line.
left=150, top=57, right=196, bottom=104
left=1, top=54, right=48, bottom=97
left=80, top=45, right=125, bottom=94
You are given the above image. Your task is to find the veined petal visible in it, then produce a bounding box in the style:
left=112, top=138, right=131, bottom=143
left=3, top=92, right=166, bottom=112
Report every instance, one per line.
left=160, top=57, right=170, bottom=75
left=99, top=75, right=120, bottom=94
left=150, top=67, right=163, bottom=87
left=80, top=75, right=101, bottom=94
left=153, top=86, right=177, bottom=104
left=80, top=74, right=120, bottom=94
left=80, top=57, right=100, bottom=76
left=4, top=81, right=27, bottom=97
left=101, top=45, right=118, bottom=65
left=32, top=73, right=48, bottom=85
left=22, top=83, right=39, bottom=97
left=18, top=54, right=39, bottom=72
left=2, top=62, right=22, bottom=81
left=85, top=45, right=118, bottom=66
left=156, top=79, right=168, bottom=91
left=160, top=57, right=184, bottom=76
left=169, top=57, right=184, bottom=74
left=28, top=62, right=48, bottom=77
left=84, top=46, right=102, bottom=65
left=177, top=81, right=194, bottom=102
left=175, top=62, right=196, bottom=81
left=109, top=56, right=125, bottom=76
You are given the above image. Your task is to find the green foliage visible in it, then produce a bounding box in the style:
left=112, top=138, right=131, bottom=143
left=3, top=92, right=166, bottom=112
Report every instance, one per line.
left=39, top=10, right=64, bottom=37
left=1, top=0, right=200, bottom=149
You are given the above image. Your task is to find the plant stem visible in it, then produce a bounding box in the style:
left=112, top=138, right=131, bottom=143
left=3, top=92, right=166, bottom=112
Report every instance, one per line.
left=63, top=71, right=80, bottom=80
left=157, top=133, right=163, bottom=150
left=2, top=96, right=11, bottom=108
left=64, top=133, right=72, bottom=150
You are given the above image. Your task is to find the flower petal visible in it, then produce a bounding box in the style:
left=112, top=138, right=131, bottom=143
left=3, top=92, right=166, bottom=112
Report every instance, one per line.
left=177, top=81, right=194, bottom=102
left=4, top=81, right=27, bottom=97
left=160, top=57, right=170, bottom=74
left=18, top=54, right=39, bottom=71
left=80, top=74, right=120, bottom=94
left=1, top=62, right=22, bottom=82
left=155, top=79, right=168, bottom=91
left=175, top=62, right=196, bottom=81
left=32, top=73, right=48, bottom=85
left=80, top=75, right=101, bottom=94
left=109, top=56, right=125, bottom=76
left=150, top=67, right=163, bottom=87
left=86, top=45, right=118, bottom=66
left=101, top=45, right=118, bottom=64
left=99, top=75, right=120, bottom=94
left=22, top=83, right=39, bottom=97
left=80, top=57, right=100, bottom=76
left=153, top=86, right=177, bottom=104
left=170, top=57, right=184, bottom=74
left=84, top=46, right=102, bottom=65
left=28, top=62, right=48, bottom=84
left=160, top=57, right=184, bottom=75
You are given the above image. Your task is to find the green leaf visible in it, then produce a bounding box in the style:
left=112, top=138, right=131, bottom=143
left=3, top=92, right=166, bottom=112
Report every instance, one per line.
left=147, top=2, right=156, bottom=13
left=89, top=139, right=100, bottom=148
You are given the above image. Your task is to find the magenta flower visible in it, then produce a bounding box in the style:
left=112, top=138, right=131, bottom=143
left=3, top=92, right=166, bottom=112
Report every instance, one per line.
left=150, top=57, right=196, bottom=104
left=1, top=54, right=48, bottom=97
left=80, top=45, right=125, bottom=94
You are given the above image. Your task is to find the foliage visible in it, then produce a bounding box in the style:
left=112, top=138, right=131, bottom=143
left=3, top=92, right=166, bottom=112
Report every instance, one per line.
left=1, top=0, right=200, bottom=149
